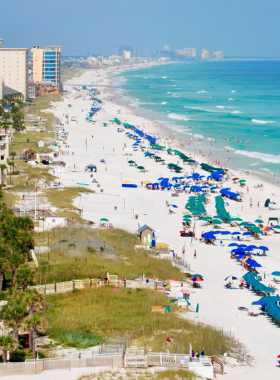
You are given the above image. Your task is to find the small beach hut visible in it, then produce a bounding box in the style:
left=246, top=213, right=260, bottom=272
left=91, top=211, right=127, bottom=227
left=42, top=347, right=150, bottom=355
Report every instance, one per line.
left=137, top=224, right=155, bottom=244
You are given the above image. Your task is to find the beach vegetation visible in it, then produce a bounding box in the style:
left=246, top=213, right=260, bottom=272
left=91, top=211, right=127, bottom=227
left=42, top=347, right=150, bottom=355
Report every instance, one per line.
left=46, top=287, right=229, bottom=354
left=35, top=228, right=183, bottom=283
left=44, top=186, right=94, bottom=210
left=78, top=369, right=196, bottom=380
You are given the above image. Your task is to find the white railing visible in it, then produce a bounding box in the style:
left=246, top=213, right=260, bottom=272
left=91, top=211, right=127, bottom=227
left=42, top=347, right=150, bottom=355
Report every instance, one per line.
left=30, top=276, right=162, bottom=295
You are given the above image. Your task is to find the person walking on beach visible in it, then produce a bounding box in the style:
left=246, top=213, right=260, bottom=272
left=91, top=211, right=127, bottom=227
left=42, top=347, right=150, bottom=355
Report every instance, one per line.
left=194, top=249, right=197, bottom=259
left=182, top=245, right=185, bottom=255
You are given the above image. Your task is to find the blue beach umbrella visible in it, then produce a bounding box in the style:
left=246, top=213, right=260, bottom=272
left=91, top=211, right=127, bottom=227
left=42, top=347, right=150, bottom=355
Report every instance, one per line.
left=228, top=243, right=239, bottom=247
left=252, top=300, right=267, bottom=306
left=258, top=246, right=269, bottom=251
left=232, top=232, right=241, bottom=235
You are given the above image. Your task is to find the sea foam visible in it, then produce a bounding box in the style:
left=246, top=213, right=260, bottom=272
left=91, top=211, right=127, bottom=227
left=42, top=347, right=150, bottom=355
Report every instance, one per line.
left=252, top=119, right=274, bottom=124
left=197, top=90, right=207, bottom=93
left=168, top=113, right=189, bottom=121
left=234, top=150, right=280, bottom=164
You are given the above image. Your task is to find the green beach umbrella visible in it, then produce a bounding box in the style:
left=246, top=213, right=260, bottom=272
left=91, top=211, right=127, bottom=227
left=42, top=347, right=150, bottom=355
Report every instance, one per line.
left=199, top=216, right=212, bottom=221
left=240, top=221, right=250, bottom=226
left=137, top=166, right=145, bottom=170
left=212, top=216, right=222, bottom=220
left=128, top=160, right=135, bottom=164
left=255, top=219, right=263, bottom=224
left=212, top=219, right=222, bottom=225
left=239, top=179, right=246, bottom=183
left=100, top=218, right=109, bottom=222
left=273, top=225, right=280, bottom=230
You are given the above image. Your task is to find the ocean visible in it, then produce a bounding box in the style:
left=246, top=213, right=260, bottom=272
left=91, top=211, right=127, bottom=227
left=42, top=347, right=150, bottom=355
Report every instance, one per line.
left=116, top=60, right=280, bottom=178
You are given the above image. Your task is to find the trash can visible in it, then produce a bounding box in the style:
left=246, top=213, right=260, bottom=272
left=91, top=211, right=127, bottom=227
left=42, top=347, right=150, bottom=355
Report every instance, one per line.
left=114, top=206, right=117, bottom=210
left=100, top=189, right=103, bottom=193
left=90, top=174, right=93, bottom=178
left=97, top=183, right=100, bottom=188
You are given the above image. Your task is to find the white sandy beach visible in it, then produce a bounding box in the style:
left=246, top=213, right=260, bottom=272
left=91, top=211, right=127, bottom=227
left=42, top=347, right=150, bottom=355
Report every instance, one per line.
left=9, top=66, right=280, bottom=380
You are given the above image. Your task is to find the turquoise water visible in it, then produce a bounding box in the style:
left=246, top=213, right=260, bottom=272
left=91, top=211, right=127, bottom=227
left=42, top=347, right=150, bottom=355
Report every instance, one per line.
left=117, top=61, right=280, bottom=177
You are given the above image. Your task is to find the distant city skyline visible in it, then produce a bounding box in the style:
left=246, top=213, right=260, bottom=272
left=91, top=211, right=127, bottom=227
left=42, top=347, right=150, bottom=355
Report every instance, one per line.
left=1, top=0, right=280, bottom=57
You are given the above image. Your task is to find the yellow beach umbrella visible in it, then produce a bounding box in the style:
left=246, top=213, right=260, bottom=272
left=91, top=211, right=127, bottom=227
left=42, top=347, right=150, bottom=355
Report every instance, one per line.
left=123, top=180, right=130, bottom=184
left=144, top=180, right=152, bottom=185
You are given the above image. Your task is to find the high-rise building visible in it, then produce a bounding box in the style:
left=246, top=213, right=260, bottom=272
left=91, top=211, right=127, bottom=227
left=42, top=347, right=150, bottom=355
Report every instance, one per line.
left=122, top=51, right=131, bottom=60
left=201, top=49, right=212, bottom=60
left=164, top=45, right=170, bottom=52
left=118, top=45, right=131, bottom=57
left=118, top=45, right=137, bottom=57
left=32, top=45, right=61, bottom=88
left=213, top=51, right=224, bottom=60
left=183, top=48, right=196, bottom=58
left=175, top=47, right=196, bottom=58
left=0, top=38, right=29, bottom=100
left=131, top=46, right=137, bottom=57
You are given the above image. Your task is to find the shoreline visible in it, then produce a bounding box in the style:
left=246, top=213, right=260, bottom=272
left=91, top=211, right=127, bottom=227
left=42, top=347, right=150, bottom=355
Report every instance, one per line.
left=107, top=67, right=280, bottom=190
left=44, top=66, right=280, bottom=379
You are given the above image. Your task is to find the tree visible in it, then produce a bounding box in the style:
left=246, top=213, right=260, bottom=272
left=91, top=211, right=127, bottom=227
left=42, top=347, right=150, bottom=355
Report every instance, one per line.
left=0, top=164, right=7, bottom=185
left=7, top=161, right=13, bottom=184
left=0, top=335, right=18, bottom=362
left=15, top=266, right=35, bottom=289
left=0, top=209, right=34, bottom=289
left=1, top=298, right=27, bottom=339
left=10, top=106, right=20, bottom=114
left=24, top=313, right=47, bottom=357
left=9, top=151, right=16, bottom=173
left=2, top=113, right=10, bottom=123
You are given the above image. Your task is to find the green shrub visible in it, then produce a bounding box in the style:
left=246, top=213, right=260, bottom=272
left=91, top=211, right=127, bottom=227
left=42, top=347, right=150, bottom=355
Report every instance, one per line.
left=52, top=330, right=103, bottom=349
left=87, top=246, right=96, bottom=254
left=10, top=345, right=26, bottom=362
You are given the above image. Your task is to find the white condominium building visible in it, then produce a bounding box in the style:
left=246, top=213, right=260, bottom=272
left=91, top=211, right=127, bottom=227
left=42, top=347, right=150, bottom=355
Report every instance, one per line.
left=0, top=39, right=29, bottom=100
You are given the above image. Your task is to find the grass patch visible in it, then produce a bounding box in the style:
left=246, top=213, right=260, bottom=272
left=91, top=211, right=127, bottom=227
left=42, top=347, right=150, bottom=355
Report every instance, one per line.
left=52, top=330, right=102, bottom=349
left=9, top=160, right=56, bottom=191
left=61, top=68, right=86, bottom=83
left=44, top=187, right=94, bottom=210
left=1, top=190, right=20, bottom=208
left=37, top=228, right=183, bottom=283
left=78, top=369, right=196, bottom=380
left=46, top=287, right=229, bottom=355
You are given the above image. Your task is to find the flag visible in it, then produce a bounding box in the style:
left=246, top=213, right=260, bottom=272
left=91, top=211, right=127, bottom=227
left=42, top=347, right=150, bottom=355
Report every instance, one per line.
left=166, top=335, right=172, bottom=343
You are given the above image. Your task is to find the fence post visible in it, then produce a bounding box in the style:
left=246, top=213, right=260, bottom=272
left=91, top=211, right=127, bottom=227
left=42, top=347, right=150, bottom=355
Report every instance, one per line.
left=90, top=280, right=92, bottom=288
left=53, top=281, right=57, bottom=293
left=124, top=279, right=126, bottom=288
left=73, top=280, right=75, bottom=291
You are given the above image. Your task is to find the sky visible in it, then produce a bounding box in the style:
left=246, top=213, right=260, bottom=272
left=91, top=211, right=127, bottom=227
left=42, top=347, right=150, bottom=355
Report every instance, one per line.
left=1, top=0, right=280, bottom=57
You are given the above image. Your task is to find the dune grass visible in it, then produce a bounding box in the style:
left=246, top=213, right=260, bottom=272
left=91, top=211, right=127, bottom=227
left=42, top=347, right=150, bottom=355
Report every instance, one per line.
left=46, top=287, right=229, bottom=356
left=61, top=68, right=86, bottom=83
left=78, top=369, right=196, bottom=380
left=37, top=228, right=183, bottom=283
left=8, top=161, right=56, bottom=191
left=44, top=187, right=94, bottom=210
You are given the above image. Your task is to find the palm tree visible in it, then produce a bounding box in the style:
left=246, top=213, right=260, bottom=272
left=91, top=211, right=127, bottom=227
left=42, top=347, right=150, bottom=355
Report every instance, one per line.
left=0, top=336, right=18, bottom=362
left=10, top=151, right=16, bottom=173
left=0, top=164, right=7, bottom=185
left=1, top=298, right=27, bottom=339
left=24, top=313, right=47, bottom=357
left=7, top=161, right=13, bottom=185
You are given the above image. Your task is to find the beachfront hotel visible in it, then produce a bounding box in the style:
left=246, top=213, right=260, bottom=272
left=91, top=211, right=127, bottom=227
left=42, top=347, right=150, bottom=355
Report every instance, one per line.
left=31, top=45, right=62, bottom=89
left=0, top=38, right=29, bottom=100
